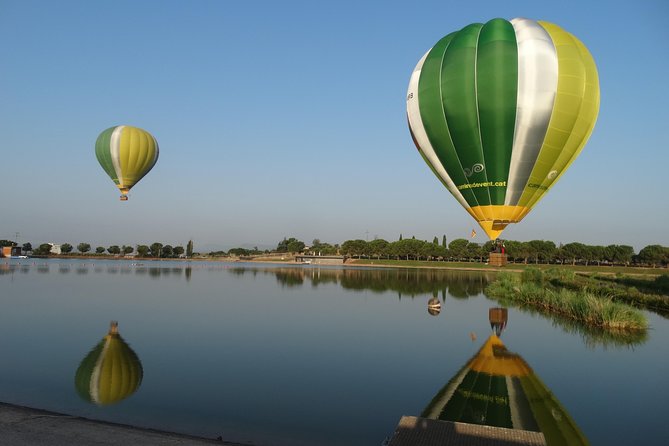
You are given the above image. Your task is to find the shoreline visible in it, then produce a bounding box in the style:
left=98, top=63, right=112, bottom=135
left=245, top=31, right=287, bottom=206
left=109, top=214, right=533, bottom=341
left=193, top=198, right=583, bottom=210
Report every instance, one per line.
left=4, top=254, right=666, bottom=277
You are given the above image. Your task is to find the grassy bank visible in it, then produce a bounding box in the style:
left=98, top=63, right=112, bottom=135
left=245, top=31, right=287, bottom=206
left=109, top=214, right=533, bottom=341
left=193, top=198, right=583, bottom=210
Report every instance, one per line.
left=486, top=269, right=648, bottom=332
left=348, top=258, right=665, bottom=277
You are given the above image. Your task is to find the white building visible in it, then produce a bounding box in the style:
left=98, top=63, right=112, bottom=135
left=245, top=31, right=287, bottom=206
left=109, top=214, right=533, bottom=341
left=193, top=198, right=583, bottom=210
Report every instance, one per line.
left=49, top=243, right=61, bottom=255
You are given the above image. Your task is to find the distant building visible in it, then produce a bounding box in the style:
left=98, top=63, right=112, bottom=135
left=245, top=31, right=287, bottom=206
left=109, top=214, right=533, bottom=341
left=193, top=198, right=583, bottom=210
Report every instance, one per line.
left=1, top=246, right=22, bottom=257
left=49, top=243, right=62, bottom=255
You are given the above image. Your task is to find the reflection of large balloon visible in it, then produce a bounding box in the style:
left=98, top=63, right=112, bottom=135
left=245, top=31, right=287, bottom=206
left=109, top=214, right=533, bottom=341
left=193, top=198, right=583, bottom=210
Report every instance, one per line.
left=422, top=334, right=587, bottom=445
left=75, top=321, right=143, bottom=405
left=95, top=125, right=159, bottom=201
left=407, top=18, right=599, bottom=239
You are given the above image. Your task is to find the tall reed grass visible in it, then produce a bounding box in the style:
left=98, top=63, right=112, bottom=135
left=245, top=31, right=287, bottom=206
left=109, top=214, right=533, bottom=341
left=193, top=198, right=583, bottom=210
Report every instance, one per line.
left=487, top=271, right=648, bottom=331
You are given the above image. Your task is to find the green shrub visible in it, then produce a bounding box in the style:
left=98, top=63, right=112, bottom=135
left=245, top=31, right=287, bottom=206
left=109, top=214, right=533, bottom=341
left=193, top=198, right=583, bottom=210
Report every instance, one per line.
left=521, top=268, right=544, bottom=285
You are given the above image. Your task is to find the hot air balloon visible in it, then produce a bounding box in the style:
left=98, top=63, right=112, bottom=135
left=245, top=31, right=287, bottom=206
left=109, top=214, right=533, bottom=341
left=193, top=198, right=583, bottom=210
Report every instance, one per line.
left=74, top=321, right=143, bottom=405
left=407, top=18, right=599, bottom=240
left=95, top=125, right=159, bottom=201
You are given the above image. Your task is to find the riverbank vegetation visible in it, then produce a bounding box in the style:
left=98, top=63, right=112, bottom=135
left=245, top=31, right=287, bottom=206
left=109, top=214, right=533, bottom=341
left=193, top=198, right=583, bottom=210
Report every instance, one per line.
left=486, top=269, right=650, bottom=333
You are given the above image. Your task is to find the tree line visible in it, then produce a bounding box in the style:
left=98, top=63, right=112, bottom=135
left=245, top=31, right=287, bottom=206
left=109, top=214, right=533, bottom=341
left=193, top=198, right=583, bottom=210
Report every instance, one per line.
left=2, top=240, right=195, bottom=259
left=215, top=236, right=668, bottom=268
left=4, top=236, right=667, bottom=267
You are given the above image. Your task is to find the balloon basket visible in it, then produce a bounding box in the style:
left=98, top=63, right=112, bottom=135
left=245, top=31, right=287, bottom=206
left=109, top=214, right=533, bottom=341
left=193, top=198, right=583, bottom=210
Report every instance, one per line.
left=489, top=253, right=507, bottom=267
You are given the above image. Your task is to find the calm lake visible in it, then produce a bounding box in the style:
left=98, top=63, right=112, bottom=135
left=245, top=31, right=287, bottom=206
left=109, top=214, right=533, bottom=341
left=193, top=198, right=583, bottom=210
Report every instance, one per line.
left=1, top=258, right=667, bottom=445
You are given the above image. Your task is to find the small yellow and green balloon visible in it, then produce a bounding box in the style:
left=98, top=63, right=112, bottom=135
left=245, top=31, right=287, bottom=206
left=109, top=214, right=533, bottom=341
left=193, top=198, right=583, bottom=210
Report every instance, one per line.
left=95, top=125, right=159, bottom=201
left=407, top=18, right=600, bottom=239
left=74, top=322, right=143, bottom=405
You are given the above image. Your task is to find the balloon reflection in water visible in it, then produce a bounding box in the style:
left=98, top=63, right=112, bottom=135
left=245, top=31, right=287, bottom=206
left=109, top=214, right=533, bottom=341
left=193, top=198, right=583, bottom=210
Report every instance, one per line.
left=428, top=296, right=442, bottom=316
left=489, top=307, right=508, bottom=337
left=422, top=310, right=587, bottom=445
left=75, top=321, right=143, bottom=405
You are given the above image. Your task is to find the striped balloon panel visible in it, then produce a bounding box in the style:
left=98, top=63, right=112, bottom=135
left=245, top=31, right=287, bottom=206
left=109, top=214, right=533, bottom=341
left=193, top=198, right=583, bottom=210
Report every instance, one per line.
left=407, top=18, right=599, bottom=239
left=95, top=125, right=159, bottom=194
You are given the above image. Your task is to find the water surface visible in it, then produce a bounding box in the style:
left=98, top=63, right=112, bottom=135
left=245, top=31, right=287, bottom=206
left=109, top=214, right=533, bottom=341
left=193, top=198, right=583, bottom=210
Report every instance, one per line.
left=1, top=259, right=667, bottom=445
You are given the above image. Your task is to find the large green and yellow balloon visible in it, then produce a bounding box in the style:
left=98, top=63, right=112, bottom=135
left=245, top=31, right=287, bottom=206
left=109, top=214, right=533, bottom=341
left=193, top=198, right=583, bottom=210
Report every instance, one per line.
left=407, top=18, right=599, bottom=239
left=95, top=125, right=159, bottom=201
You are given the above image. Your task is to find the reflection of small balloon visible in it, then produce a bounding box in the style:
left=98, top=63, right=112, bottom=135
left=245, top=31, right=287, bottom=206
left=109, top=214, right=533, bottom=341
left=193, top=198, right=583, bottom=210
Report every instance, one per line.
left=75, top=321, right=143, bottom=405
left=95, top=125, right=159, bottom=201
left=407, top=18, right=599, bottom=239
left=428, top=297, right=442, bottom=316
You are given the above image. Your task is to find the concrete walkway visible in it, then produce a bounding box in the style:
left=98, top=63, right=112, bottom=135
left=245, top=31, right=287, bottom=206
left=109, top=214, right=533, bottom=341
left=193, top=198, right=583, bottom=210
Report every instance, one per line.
left=388, top=416, right=546, bottom=446
left=0, top=403, right=247, bottom=446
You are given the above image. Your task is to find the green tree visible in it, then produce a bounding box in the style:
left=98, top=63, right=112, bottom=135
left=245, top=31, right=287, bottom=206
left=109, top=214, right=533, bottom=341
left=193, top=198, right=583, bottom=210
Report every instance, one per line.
left=442, top=235, right=447, bottom=247
left=287, top=239, right=305, bottom=253
left=22, top=242, right=32, bottom=252
left=137, top=245, right=150, bottom=257
left=399, top=234, right=403, bottom=241
left=61, top=243, right=73, bottom=254
left=0, top=240, right=16, bottom=247
left=34, top=243, right=52, bottom=255
left=77, top=243, right=91, bottom=254
left=161, top=245, right=174, bottom=258
left=637, top=245, right=668, bottom=267
left=95, top=246, right=106, bottom=254
left=562, top=242, right=587, bottom=265
left=368, top=239, right=389, bottom=259
left=448, top=239, right=469, bottom=260
left=466, top=242, right=484, bottom=261
left=150, top=243, right=163, bottom=257
left=432, top=236, right=439, bottom=245
left=122, top=245, right=134, bottom=255
left=173, top=246, right=185, bottom=257
left=107, top=245, right=121, bottom=255
left=310, top=239, right=337, bottom=255
left=186, top=240, right=193, bottom=258
left=341, top=239, right=369, bottom=258
left=604, top=245, right=634, bottom=265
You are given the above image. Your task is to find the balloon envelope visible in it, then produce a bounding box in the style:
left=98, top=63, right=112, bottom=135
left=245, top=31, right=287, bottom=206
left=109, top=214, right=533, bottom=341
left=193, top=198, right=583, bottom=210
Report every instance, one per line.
left=95, top=125, right=159, bottom=200
left=407, top=18, right=599, bottom=239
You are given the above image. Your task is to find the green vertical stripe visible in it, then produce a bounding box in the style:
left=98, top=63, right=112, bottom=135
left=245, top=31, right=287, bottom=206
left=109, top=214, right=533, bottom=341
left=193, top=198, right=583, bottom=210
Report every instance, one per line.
left=418, top=32, right=479, bottom=207
left=440, top=23, right=489, bottom=206
left=95, top=127, right=119, bottom=185
left=476, top=19, right=517, bottom=205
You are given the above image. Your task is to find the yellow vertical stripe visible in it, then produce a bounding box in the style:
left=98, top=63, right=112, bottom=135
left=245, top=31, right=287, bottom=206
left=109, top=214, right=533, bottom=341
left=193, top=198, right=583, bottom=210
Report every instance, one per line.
left=117, top=126, right=158, bottom=191
left=514, top=22, right=599, bottom=217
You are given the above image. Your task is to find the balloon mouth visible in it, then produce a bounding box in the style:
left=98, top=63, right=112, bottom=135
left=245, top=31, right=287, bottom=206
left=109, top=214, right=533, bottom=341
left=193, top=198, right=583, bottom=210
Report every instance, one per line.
left=118, top=187, right=130, bottom=201
left=478, top=220, right=510, bottom=240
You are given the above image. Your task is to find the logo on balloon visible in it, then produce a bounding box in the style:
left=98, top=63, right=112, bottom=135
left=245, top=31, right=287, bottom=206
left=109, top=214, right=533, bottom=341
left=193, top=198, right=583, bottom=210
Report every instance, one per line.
left=547, top=170, right=558, bottom=180
left=464, top=163, right=485, bottom=178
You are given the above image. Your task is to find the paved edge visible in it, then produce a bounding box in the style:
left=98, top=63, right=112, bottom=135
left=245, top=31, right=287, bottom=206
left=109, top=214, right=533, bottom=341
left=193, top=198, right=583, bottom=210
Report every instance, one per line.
left=0, top=402, right=250, bottom=445
left=387, top=416, right=546, bottom=446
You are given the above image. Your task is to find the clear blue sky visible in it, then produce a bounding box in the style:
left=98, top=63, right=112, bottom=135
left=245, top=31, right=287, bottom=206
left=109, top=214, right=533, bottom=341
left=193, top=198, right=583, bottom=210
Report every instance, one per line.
left=1, top=0, right=667, bottom=252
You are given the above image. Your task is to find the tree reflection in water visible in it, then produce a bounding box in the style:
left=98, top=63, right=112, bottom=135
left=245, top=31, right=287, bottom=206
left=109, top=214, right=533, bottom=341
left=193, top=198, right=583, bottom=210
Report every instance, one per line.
left=231, top=266, right=493, bottom=299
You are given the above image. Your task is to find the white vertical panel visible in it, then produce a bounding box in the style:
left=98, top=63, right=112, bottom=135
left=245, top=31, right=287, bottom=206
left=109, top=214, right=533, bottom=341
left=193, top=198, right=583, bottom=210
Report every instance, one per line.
left=505, top=18, right=558, bottom=206
left=407, top=51, right=470, bottom=210
left=110, top=126, right=125, bottom=187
